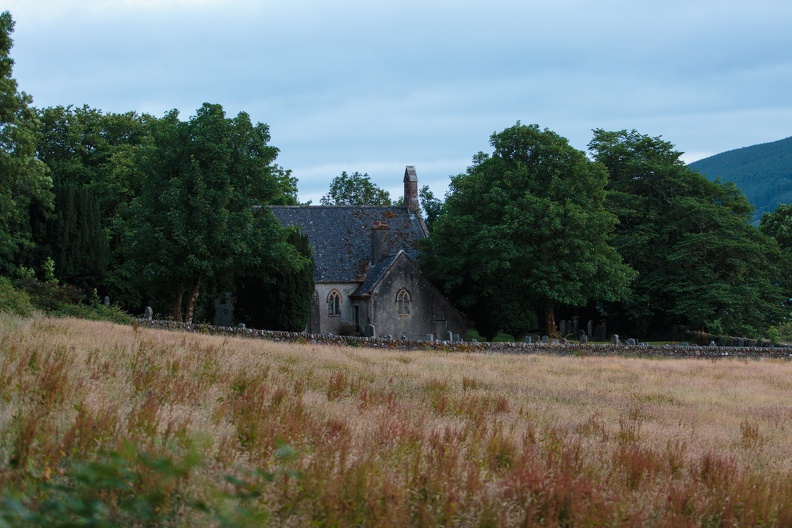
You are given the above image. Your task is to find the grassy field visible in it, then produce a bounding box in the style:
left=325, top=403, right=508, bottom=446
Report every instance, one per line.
left=1, top=315, right=792, bottom=526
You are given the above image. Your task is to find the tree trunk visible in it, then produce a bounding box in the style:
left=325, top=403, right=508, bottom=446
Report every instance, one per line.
left=184, top=276, right=202, bottom=324
left=171, top=288, right=183, bottom=323
left=544, top=301, right=557, bottom=338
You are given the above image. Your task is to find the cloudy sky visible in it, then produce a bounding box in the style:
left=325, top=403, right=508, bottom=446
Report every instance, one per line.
left=6, top=0, right=792, bottom=203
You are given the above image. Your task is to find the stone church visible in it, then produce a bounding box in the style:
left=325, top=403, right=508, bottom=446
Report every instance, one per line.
left=271, top=167, right=466, bottom=340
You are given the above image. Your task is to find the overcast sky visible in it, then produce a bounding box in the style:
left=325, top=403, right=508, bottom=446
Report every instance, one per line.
left=6, top=0, right=792, bottom=203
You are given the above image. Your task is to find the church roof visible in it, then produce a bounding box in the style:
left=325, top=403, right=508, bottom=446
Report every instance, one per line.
left=271, top=206, right=428, bottom=283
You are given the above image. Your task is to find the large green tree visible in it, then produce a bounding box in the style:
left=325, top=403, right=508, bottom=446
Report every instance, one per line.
left=319, top=171, right=392, bottom=206
left=35, top=105, right=155, bottom=304
left=0, top=11, right=52, bottom=274
left=124, top=103, right=303, bottom=322
left=234, top=229, right=314, bottom=331
left=422, top=123, right=634, bottom=340
left=590, top=129, right=785, bottom=337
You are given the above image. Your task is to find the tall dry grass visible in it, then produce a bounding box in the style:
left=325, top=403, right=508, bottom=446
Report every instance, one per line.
left=2, top=314, right=792, bottom=526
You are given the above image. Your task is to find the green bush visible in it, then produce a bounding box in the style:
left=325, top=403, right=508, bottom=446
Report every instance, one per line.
left=52, top=302, right=134, bottom=325
left=0, top=276, right=33, bottom=316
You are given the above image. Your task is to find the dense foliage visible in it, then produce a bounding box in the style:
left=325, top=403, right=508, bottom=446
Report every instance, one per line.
left=422, top=124, right=634, bottom=340
left=122, top=104, right=304, bottom=322
left=590, top=129, right=786, bottom=338
left=0, top=12, right=52, bottom=275
left=320, top=171, right=392, bottom=206
left=235, top=229, right=315, bottom=331
left=689, top=136, right=792, bottom=222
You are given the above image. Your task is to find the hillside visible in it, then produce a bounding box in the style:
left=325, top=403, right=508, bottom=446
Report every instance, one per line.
left=689, top=136, right=792, bottom=221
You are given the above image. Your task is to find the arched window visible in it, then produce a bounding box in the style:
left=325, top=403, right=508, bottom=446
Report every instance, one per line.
left=397, top=289, right=411, bottom=316
left=328, top=290, right=341, bottom=317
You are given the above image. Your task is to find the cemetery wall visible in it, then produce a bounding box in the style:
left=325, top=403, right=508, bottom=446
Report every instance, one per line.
left=135, top=319, right=792, bottom=360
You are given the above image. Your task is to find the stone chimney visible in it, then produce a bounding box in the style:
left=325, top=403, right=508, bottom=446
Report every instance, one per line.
left=403, top=166, right=419, bottom=215
left=370, top=221, right=391, bottom=265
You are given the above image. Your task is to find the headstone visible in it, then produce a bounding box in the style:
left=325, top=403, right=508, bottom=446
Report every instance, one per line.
left=551, top=338, right=560, bottom=344
left=453, top=334, right=460, bottom=342
left=104, top=295, right=110, bottom=306
left=625, top=338, right=636, bottom=346
left=445, top=331, right=453, bottom=342
left=572, top=316, right=580, bottom=336
left=525, top=336, right=532, bottom=344
left=238, top=323, right=246, bottom=329
left=559, top=320, right=567, bottom=336
left=425, top=334, right=434, bottom=342
left=737, top=338, right=745, bottom=347
left=579, top=334, right=588, bottom=344
left=541, top=335, right=549, bottom=344
left=144, top=306, right=153, bottom=321
left=709, top=341, right=716, bottom=347
left=594, top=321, right=606, bottom=341
left=366, top=324, right=377, bottom=338
left=587, top=320, right=594, bottom=337
left=611, top=334, right=620, bottom=345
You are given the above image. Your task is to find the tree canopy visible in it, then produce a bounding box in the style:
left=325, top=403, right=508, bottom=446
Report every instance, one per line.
left=590, top=129, right=786, bottom=337
left=0, top=11, right=52, bottom=274
left=422, top=123, right=634, bottom=339
left=123, top=104, right=304, bottom=322
left=320, top=171, right=392, bottom=206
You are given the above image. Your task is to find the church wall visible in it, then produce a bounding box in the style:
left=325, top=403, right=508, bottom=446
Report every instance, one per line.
left=370, top=255, right=466, bottom=340
left=313, top=282, right=362, bottom=335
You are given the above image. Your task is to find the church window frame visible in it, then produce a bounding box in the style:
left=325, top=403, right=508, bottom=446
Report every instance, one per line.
left=397, top=289, right=411, bottom=316
left=328, top=290, right=342, bottom=317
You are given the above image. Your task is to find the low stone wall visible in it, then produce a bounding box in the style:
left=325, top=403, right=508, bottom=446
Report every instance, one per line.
left=135, top=319, right=792, bottom=360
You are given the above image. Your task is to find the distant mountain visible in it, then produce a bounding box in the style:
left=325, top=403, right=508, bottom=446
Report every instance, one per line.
left=688, top=136, right=792, bottom=222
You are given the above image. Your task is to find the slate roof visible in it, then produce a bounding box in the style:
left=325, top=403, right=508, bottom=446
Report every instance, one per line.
left=271, top=206, right=428, bottom=283
left=352, top=252, right=401, bottom=297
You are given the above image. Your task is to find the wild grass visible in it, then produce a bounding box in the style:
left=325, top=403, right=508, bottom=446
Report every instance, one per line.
left=2, top=314, right=792, bottom=526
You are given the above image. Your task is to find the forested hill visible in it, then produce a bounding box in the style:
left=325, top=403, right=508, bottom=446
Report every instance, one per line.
left=688, top=136, right=792, bottom=222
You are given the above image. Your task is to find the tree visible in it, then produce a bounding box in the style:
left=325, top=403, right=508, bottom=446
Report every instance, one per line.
left=418, top=185, right=443, bottom=232
left=35, top=105, right=156, bottom=306
left=589, top=129, right=786, bottom=337
left=42, top=179, right=109, bottom=291
left=0, top=11, right=52, bottom=274
left=320, top=171, right=391, bottom=206
left=421, top=123, right=634, bottom=340
left=124, top=104, right=303, bottom=322
left=234, top=229, right=314, bottom=331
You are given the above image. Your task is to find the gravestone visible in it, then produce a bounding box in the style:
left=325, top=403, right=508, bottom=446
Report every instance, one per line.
left=144, top=306, right=153, bottom=321
left=611, top=334, right=620, bottom=345
left=525, top=336, right=532, bottom=344
left=579, top=334, right=588, bottom=344
left=541, top=335, right=549, bottom=344
left=426, top=334, right=434, bottom=342
left=738, top=338, right=745, bottom=347
left=104, top=295, right=110, bottom=306
left=572, top=316, right=580, bottom=336
left=453, top=334, right=460, bottom=342
left=587, top=320, right=594, bottom=337
left=625, top=338, right=636, bottom=346
left=445, top=331, right=453, bottom=342
left=366, top=324, right=377, bottom=338
left=559, top=320, right=567, bottom=336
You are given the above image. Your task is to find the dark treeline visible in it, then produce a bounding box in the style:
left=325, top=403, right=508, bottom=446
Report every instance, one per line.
left=1, top=10, right=790, bottom=339
left=0, top=12, right=313, bottom=329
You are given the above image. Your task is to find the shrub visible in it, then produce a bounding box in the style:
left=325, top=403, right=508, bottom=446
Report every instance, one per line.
left=0, top=276, right=33, bottom=316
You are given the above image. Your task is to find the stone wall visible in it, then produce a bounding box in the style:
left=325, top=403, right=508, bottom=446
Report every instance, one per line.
left=135, top=319, right=792, bottom=360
